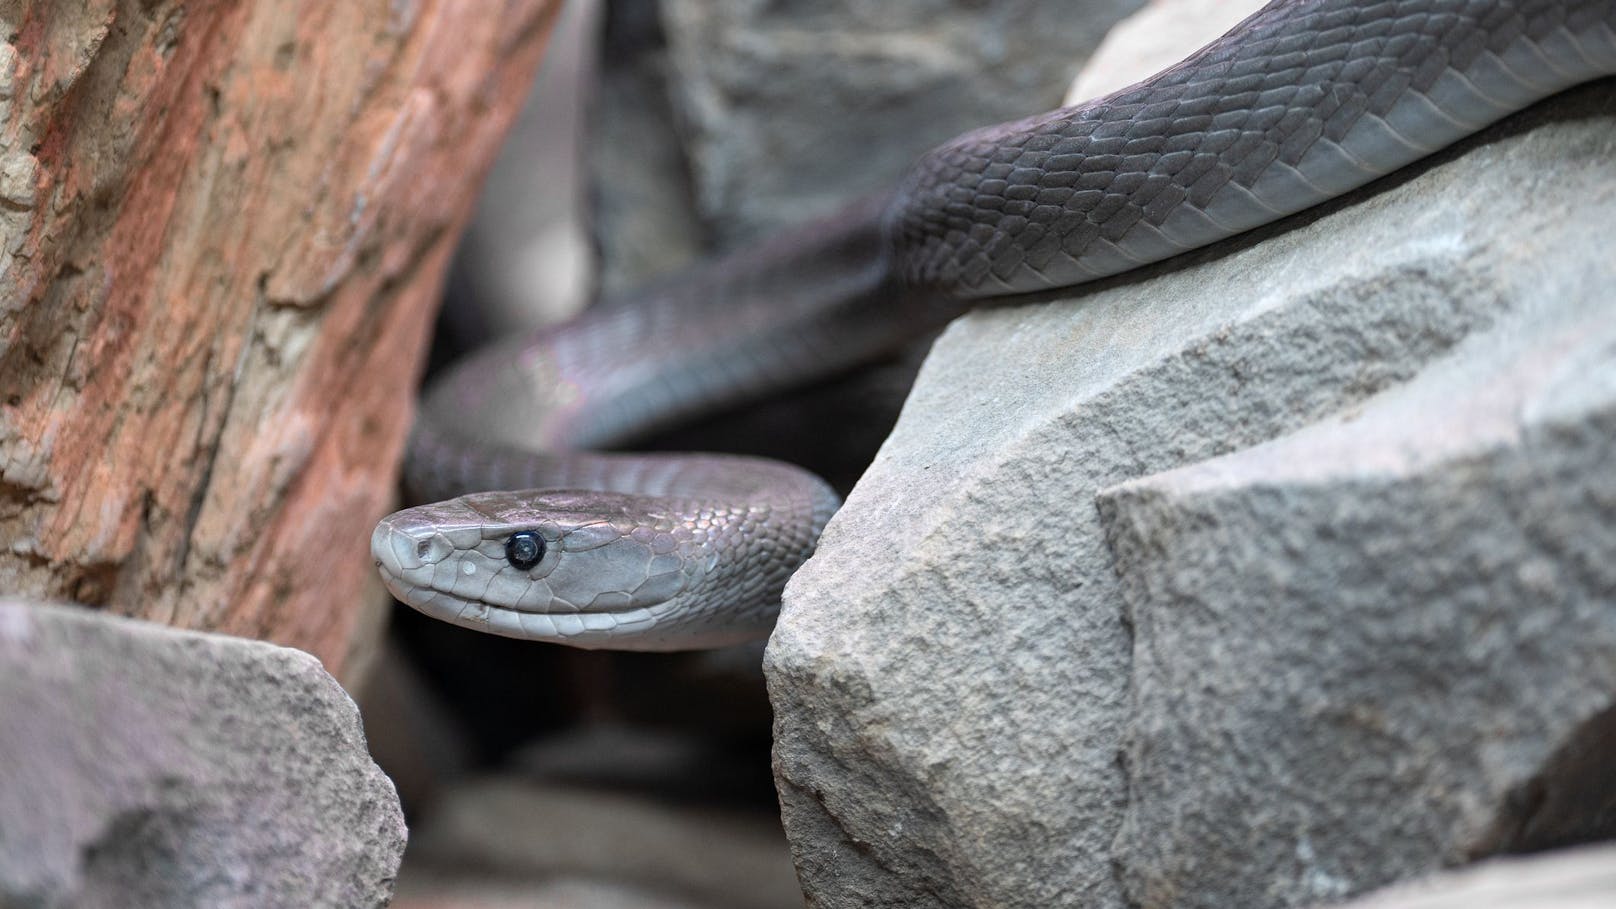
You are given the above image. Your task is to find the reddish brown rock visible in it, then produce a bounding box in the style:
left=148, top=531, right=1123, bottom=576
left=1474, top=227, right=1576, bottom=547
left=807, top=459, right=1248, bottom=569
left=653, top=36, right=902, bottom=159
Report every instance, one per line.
left=0, top=0, right=557, bottom=675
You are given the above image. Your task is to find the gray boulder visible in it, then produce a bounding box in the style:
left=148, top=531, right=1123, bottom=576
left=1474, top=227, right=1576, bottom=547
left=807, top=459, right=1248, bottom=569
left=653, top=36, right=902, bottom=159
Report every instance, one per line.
left=1105, top=174, right=1616, bottom=906
left=657, top=0, right=1143, bottom=247
left=0, top=599, right=405, bottom=908
left=766, top=77, right=1616, bottom=909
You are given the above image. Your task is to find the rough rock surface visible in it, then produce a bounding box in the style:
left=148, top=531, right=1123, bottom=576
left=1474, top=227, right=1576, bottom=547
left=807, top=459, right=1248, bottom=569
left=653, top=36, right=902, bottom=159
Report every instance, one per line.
left=1104, top=172, right=1616, bottom=906
left=1319, top=845, right=1616, bottom=909
left=657, top=0, right=1143, bottom=247
left=766, top=77, right=1616, bottom=909
left=0, top=598, right=405, bottom=908
left=0, top=0, right=556, bottom=676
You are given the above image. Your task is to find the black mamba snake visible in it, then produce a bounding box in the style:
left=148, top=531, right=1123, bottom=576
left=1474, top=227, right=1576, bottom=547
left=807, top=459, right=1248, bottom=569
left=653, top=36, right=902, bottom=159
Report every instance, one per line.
left=372, top=0, right=1616, bottom=649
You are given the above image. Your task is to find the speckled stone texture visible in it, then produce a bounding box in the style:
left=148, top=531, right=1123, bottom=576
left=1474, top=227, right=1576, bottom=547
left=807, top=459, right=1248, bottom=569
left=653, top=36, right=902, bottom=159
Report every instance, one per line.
left=766, top=78, right=1616, bottom=909
left=0, top=600, right=405, bottom=908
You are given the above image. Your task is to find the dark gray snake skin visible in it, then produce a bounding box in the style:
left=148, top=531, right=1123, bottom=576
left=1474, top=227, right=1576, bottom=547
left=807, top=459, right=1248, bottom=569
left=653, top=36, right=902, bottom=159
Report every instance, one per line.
left=373, top=0, right=1616, bottom=649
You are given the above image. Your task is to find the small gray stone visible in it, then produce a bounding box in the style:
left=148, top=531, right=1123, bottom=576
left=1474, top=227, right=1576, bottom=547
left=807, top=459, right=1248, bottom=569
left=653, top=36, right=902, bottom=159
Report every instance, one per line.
left=0, top=599, right=405, bottom=908
left=1316, top=845, right=1616, bottom=909
left=401, top=778, right=801, bottom=909
left=392, top=876, right=717, bottom=909
left=766, top=77, right=1616, bottom=909
left=658, top=0, right=1143, bottom=247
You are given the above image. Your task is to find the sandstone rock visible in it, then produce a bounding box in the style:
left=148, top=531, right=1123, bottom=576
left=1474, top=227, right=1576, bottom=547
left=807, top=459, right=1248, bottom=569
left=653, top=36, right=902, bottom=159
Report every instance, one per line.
left=0, top=0, right=556, bottom=676
left=1318, top=845, right=1616, bottom=909
left=1102, top=154, right=1616, bottom=906
left=766, top=75, right=1616, bottom=909
left=657, top=0, right=1143, bottom=247
left=0, top=599, right=405, bottom=908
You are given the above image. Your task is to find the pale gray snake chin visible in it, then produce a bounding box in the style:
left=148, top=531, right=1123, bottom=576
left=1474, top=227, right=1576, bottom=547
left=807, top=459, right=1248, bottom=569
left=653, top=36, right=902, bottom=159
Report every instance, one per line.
left=373, top=0, right=1616, bottom=650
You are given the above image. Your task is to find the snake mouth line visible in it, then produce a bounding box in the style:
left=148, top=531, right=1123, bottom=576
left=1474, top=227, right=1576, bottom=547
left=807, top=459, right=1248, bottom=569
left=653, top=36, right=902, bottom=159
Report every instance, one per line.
left=377, top=571, right=675, bottom=645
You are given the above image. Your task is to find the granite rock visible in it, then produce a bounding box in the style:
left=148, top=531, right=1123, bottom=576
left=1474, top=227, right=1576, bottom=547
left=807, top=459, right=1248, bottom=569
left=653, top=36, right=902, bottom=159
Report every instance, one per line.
left=0, top=599, right=405, bottom=908
left=766, top=74, right=1616, bottom=909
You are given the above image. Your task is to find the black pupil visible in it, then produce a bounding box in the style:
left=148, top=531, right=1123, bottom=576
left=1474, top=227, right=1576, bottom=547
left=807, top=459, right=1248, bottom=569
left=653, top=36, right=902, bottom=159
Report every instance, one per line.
left=506, top=531, right=544, bottom=570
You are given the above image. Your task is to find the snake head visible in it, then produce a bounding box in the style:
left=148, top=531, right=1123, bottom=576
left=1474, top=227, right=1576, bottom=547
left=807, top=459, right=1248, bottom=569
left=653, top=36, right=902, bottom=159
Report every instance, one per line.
left=371, top=489, right=743, bottom=649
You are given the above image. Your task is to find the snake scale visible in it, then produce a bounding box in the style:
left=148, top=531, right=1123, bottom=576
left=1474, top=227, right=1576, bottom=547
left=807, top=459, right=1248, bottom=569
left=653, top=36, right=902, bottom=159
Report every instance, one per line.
left=373, top=0, right=1616, bottom=649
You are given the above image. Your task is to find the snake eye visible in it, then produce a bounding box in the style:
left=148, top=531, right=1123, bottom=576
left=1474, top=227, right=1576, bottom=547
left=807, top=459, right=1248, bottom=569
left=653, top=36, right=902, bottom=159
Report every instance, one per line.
left=505, top=531, right=545, bottom=570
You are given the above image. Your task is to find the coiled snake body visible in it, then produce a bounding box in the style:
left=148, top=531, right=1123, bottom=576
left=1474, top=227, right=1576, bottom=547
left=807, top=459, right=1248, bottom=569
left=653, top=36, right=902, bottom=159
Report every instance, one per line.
left=373, top=0, right=1616, bottom=649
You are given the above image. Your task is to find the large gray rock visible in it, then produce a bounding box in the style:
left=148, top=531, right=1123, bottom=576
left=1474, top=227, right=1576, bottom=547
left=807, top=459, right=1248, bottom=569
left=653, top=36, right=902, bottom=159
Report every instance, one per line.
left=1104, top=196, right=1616, bottom=905
left=0, top=599, right=405, bottom=908
left=766, top=76, right=1616, bottom=909
left=1318, top=845, right=1616, bottom=909
left=657, top=0, right=1143, bottom=247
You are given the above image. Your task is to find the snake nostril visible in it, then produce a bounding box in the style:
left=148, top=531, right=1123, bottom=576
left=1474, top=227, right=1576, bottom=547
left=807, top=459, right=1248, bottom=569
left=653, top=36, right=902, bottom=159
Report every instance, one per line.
left=390, top=528, right=450, bottom=570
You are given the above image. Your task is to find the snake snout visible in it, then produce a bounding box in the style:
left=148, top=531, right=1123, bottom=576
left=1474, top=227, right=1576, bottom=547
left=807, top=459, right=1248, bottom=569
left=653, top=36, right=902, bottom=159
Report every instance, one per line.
left=371, top=508, right=456, bottom=578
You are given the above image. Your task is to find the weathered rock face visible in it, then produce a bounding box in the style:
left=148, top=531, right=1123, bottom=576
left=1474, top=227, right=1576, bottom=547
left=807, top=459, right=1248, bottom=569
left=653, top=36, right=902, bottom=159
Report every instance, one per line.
left=0, top=599, right=405, bottom=907
left=1104, top=193, right=1616, bottom=904
left=0, top=0, right=556, bottom=676
left=657, top=0, right=1143, bottom=247
left=766, top=77, right=1616, bottom=909
left=1320, top=845, right=1616, bottom=909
